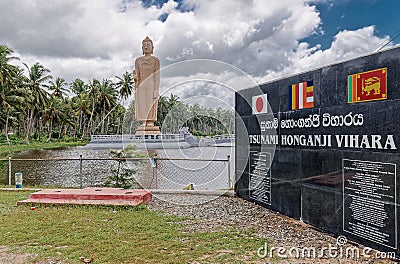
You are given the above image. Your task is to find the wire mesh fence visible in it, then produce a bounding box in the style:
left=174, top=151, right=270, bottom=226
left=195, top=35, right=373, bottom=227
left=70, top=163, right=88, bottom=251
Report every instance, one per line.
left=154, top=158, right=232, bottom=190
left=0, top=156, right=233, bottom=191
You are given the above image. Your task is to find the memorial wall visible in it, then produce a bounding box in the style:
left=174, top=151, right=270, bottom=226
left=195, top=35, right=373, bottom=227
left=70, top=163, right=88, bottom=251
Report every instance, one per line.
left=235, top=46, right=400, bottom=255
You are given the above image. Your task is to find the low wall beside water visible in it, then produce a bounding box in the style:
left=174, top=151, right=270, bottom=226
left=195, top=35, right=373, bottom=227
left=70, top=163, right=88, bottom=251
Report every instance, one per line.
left=235, top=46, right=400, bottom=256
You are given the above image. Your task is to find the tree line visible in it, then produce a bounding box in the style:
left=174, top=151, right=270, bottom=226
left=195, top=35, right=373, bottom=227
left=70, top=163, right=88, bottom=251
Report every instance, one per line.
left=124, top=94, right=234, bottom=136
left=0, top=44, right=234, bottom=145
left=0, top=45, right=133, bottom=144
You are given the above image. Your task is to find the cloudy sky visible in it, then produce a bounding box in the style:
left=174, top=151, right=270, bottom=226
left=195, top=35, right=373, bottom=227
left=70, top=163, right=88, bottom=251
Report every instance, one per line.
left=1, top=0, right=400, bottom=106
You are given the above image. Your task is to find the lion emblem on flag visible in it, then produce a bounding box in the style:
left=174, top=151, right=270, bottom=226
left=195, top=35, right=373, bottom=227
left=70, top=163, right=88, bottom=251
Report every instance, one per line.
left=362, top=76, right=381, bottom=96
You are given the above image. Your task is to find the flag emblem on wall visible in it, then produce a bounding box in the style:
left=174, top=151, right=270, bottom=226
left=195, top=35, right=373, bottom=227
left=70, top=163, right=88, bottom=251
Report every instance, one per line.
left=288, top=81, right=314, bottom=110
left=252, top=94, right=268, bottom=114
left=348, top=68, right=387, bottom=103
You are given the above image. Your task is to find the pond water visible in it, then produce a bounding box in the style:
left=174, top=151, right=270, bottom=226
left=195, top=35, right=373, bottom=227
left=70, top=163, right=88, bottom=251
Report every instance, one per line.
left=7, top=144, right=234, bottom=190
left=10, top=146, right=115, bottom=187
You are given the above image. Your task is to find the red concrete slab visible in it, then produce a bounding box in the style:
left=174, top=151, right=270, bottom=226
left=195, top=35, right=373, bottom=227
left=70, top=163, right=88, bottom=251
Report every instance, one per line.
left=18, top=198, right=144, bottom=206
left=17, top=187, right=152, bottom=207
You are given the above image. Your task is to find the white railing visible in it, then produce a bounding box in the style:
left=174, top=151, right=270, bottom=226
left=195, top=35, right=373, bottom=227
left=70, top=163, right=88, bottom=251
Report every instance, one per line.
left=90, top=134, right=185, bottom=142
left=90, top=134, right=235, bottom=143
left=90, top=135, right=123, bottom=141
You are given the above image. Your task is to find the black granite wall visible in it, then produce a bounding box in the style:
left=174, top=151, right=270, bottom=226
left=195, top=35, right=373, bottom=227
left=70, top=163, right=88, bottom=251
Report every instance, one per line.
left=235, top=47, right=400, bottom=255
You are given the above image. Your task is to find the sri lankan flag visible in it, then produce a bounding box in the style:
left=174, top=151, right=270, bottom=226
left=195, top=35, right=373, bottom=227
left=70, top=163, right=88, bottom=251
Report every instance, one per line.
left=288, top=80, right=314, bottom=110
left=348, top=68, right=387, bottom=103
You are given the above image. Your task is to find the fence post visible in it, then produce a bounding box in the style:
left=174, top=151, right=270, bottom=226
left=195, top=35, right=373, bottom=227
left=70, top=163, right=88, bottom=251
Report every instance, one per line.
left=154, top=159, right=158, bottom=189
left=227, top=155, right=231, bottom=189
left=79, top=154, right=83, bottom=188
left=155, top=158, right=158, bottom=189
left=8, top=156, right=11, bottom=188
left=149, top=157, right=157, bottom=189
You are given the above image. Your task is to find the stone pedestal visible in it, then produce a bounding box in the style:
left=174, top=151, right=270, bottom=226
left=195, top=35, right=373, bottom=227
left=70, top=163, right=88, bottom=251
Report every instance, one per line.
left=135, top=121, right=160, bottom=136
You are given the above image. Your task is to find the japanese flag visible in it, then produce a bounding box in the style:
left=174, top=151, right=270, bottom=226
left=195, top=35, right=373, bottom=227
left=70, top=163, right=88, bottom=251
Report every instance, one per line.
left=252, top=94, right=268, bottom=114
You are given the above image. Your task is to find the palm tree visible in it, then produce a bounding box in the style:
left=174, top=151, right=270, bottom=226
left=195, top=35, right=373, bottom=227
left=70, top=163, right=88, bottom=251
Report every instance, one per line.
left=48, top=77, right=69, bottom=98
left=156, top=95, right=169, bottom=128
left=97, top=79, right=117, bottom=134
left=167, top=94, right=180, bottom=108
left=189, top=103, right=202, bottom=133
left=0, top=71, right=26, bottom=144
left=155, top=94, right=181, bottom=129
left=115, top=71, right=134, bottom=101
left=59, top=97, right=76, bottom=140
left=87, top=78, right=100, bottom=135
left=0, top=46, right=25, bottom=144
left=70, top=78, right=87, bottom=97
left=0, top=45, right=19, bottom=87
left=104, top=103, right=126, bottom=135
left=42, top=96, right=66, bottom=141
left=123, top=100, right=140, bottom=134
left=23, top=62, right=51, bottom=142
left=73, top=92, right=92, bottom=140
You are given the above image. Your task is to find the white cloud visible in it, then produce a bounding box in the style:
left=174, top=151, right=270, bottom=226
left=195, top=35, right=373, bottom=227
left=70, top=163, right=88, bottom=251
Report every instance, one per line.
left=257, top=26, right=391, bottom=83
left=0, top=0, right=392, bottom=107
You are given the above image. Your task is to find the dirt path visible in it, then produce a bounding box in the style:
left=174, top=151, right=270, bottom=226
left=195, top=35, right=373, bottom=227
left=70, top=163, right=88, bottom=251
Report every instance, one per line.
left=0, top=245, right=63, bottom=264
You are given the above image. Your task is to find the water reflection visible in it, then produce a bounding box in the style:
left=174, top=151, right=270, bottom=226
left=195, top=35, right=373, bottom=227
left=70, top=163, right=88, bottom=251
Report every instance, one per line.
left=11, top=146, right=116, bottom=187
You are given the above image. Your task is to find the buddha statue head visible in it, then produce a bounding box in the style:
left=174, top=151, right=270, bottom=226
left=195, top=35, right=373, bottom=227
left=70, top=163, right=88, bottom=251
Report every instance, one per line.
left=142, top=36, right=154, bottom=55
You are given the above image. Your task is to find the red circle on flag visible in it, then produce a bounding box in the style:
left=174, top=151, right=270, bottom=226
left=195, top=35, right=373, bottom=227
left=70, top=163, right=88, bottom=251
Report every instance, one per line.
left=256, top=97, right=264, bottom=112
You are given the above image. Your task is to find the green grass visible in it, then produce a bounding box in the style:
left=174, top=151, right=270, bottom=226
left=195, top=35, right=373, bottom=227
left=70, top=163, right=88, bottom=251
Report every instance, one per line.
left=0, top=191, right=268, bottom=263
